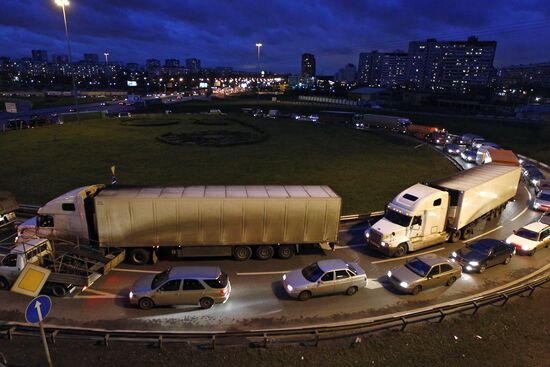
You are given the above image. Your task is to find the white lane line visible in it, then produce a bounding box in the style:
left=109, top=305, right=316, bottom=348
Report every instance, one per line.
left=81, top=288, right=119, bottom=296
left=371, top=247, right=446, bottom=264
left=334, top=243, right=365, bottom=250
left=237, top=271, right=288, bottom=276
left=526, top=186, right=532, bottom=201
left=0, top=232, right=16, bottom=243
left=464, top=225, right=503, bottom=244
left=256, top=309, right=283, bottom=317
left=413, top=144, right=424, bottom=149
left=111, top=268, right=158, bottom=274
left=73, top=295, right=125, bottom=299
left=511, top=207, right=529, bottom=222
left=365, top=279, right=385, bottom=290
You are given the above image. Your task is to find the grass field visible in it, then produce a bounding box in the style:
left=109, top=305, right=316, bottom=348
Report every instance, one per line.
left=0, top=113, right=454, bottom=212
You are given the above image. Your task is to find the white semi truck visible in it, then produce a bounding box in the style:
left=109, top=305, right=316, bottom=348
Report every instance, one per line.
left=18, top=185, right=342, bottom=264
left=365, top=160, right=521, bottom=257
left=352, top=114, right=411, bottom=132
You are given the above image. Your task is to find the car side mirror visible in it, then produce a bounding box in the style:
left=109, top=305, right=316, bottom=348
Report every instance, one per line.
left=513, top=230, right=516, bottom=234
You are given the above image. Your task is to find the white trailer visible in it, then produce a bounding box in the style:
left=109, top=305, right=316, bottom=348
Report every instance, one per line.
left=365, top=160, right=521, bottom=257
left=354, top=114, right=411, bottom=132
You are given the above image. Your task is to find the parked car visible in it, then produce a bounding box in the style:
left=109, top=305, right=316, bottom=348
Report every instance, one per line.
left=460, top=149, right=477, bottom=163
left=282, top=259, right=367, bottom=301
left=522, top=165, right=545, bottom=190
left=533, top=189, right=550, bottom=212
left=450, top=239, right=515, bottom=273
left=459, top=134, right=483, bottom=146
left=505, top=222, right=550, bottom=255
left=444, top=143, right=461, bottom=155
left=387, top=254, right=461, bottom=295
left=129, top=266, right=231, bottom=310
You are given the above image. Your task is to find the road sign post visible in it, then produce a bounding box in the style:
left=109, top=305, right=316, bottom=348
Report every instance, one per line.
left=26, top=296, right=53, bottom=367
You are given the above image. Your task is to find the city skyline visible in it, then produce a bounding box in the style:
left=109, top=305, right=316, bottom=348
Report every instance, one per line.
left=0, top=0, right=549, bottom=73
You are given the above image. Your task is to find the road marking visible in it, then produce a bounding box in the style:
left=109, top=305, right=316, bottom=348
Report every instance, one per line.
left=511, top=207, right=529, bottom=222
left=413, top=144, right=424, bottom=149
left=73, top=295, right=125, bottom=299
left=0, top=232, right=16, bottom=243
left=257, top=309, right=283, bottom=316
left=365, top=279, right=385, bottom=290
left=464, top=225, right=503, bottom=244
left=371, top=247, right=446, bottom=264
left=81, top=288, right=119, bottom=296
left=237, top=270, right=288, bottom=276
left=334, top=243, right=365, bottom=250
left=111, top=268, right=158, bottom=274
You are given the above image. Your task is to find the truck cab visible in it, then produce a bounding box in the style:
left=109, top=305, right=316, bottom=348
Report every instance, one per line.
left=0, top=238, right=52, bottom=290
left=365, top=184, right=449, bottom=257
left=17, top=184, right=103, bottom=245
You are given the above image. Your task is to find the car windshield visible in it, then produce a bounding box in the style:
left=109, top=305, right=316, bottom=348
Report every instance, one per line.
left=405, top=258, right=431, bottom=277
left=516, top=229, right=539, bottom=241
left=467, top=243, right=491, bottom=255
left=537, top=193, right=550, bottom=201
left=204, top=272, right=229, bottom=288
left=302, top=262, right=325, bottom=282
left=385, top=208, right=412, bottom=227
left=151, top=269, right=170, bottom=289
left=347, top=264, right=358, bottom=275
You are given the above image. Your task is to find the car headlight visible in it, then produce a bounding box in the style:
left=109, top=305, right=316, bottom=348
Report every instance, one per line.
left=365, top=231, right=370, bottom=239
left=129, top=291, right=134, bottom=299
left=534, top=202, right=540, bottom=209
left=466, top=265, right=473, bottom=271
left=505, top=238, right=512, bottom=244
left=387, top=271, right=392, bottom=278
left=283, top=274, right=286, bottom=281
left=451, top=252, right=457, bottom=258
left=381, top=241, right=386, bottom=247
left=532, top=179, right=539, bottom=185
left=522, top=245, right=530, bottom=251
left=399, top=281, right=409, bottom=288
left=469, top=261, right=479, bottom=266
left=286, top=284, right=293, bottom=292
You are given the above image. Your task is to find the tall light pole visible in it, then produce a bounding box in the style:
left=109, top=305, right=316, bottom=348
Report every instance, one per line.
left=255, top=43, right=262, bottom=74
left=55, top=0, right=80, bottom=123
left=104, top=52, right=109, bottom=66
left=104, top=52, right=110, bottom=89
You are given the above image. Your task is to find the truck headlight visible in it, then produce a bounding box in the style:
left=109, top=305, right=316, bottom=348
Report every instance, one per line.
left=381, top=241, right=386, bottom=247
left=365, top=231, right=370, bottom=239
left=468, top=261, right=479, bottom=266
left=451, top=252, right=457, bottom=258
left=283, top=274, right=286, bottom=281
left=387, top=271, right=392, bottom=278
left=505, top=238, right=512, bottom=244
left=286, top=284, right=293, bottom=292
left=399, top=281, right=409, bottom=288
left=531, top=179, right=539, bottom=185
left=522, top=245, right=530, bottom=251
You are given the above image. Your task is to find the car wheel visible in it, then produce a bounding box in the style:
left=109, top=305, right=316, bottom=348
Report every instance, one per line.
left=233, top=246, right=252, bottom=261
left=503, top=255, right=512, bottom=265
left=530, top=248, right=536, bottom=256
left=411, top=285, right=422, bottom=295
left=255, top=245, right=274, bottom=260
left=298, top=291, right=312, bottom=301
left=446, top=276, right=457, bottom=286
left=346, top=286, right=358, bottom=296
left=51, top=284, right=68, bottom=297
left=0, top=277, right=9, bottom=290
left=199, top=297, right=214, bottom=309
left=478, top=265, right=487, bottom=273
left=277, top=245, right=295, bottom=259
left=138, top=297, right=155, bottom=310
left=394, top=243, right=408, bottom=258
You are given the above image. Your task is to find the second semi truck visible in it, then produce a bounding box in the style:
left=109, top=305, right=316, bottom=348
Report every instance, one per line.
left=365, top=159, right=521, bottom=257
left=18, top=185, right=342, bottom=264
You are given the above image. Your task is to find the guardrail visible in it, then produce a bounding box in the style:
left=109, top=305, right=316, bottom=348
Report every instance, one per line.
left=1, top=272, right=548, bottom=349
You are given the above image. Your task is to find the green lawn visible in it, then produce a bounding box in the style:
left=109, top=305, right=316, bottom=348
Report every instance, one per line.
left=0, top=113, right=455, bottom=213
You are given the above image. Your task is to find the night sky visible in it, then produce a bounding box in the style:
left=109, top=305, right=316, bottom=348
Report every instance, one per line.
left=1, top=0, right=549, bottom=73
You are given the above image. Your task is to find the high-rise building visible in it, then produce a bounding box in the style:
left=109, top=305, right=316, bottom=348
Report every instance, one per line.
left=165, top=58, right=180, bottom=67
left=358, top=50, right=408, bottom=87
left=52, top=54, right=69, bottom=64
left=301, top=53, right=316, bottom=78
left=146, top=59, right=161, bottom=69
left=406, top=36, right=496, bottom=93
left=334, top=63, right=357, bottom=83
left=84, top=53, right=99, bottom=64
left=126, top=63, right=140, bottom=72
left=499, top=62, right=550, bottom=88
left=186, top=58, right=201, bottom=71
left=31, top=50, right=48, bottom=63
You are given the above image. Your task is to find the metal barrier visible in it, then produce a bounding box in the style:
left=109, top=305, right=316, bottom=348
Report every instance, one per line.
left=1, top=272, right=548, bottom=348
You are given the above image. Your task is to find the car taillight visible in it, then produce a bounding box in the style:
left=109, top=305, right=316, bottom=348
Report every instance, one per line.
left=220, top=288, right=227, bottom=296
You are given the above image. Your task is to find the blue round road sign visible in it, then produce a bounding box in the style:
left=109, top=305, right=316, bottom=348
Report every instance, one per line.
left=25, top=295, right=52, bottom=324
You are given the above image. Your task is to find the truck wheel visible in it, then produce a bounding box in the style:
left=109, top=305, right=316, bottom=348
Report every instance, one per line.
left=130, top=248, right=151, bottom=265
left=51, top=284, right=68, bottom=297
left=255, top=246, right=274, bottom=260
left=449, top=230, right=461, bottom=243
left=394, top=243, right=408, bottom=258
left=0, top=277, right=9, bottom=290
left=461, top=227, right=474, bottom=240
left=298, top=291, right=312, bottom=301
left=233, top=246, right=252, bottom=261
left=277, top=245, right=296, bottom=259
left=199, top=297, right=214, bottom=309
left=138, top=297, right=155, bottom=310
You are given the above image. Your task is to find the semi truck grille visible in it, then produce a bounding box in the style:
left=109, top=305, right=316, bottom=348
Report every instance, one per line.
left=369, top=230, right=382, bottom=245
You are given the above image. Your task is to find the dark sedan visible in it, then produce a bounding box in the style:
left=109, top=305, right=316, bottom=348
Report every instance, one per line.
left=450, top=239, right=515, bottom=273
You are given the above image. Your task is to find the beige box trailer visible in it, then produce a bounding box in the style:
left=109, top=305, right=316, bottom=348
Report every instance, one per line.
left=94, top=185, right=341, bottom=262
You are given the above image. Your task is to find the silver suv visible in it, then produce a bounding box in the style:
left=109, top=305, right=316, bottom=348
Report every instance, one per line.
left=282, top=259, right=367, bottom=301
left=129, top=266, right=231, bottom=310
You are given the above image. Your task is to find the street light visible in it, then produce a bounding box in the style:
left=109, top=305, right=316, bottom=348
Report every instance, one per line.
left=255, top=43, right=262, bottom=74
left=55, top=0, right=80, bottom=123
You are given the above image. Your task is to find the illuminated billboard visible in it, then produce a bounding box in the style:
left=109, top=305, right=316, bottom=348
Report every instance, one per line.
left=127, top=81, right=137, bottom=87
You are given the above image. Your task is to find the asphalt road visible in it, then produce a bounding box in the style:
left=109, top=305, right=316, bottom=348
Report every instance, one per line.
left=0, top=136, right=547, bottom=333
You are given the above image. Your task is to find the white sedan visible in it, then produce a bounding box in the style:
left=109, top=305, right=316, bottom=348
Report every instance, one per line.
left=506, top=221, right=550, bottom=255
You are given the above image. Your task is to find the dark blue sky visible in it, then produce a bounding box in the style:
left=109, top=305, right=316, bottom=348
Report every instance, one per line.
left=1, top=0, right=549, bottom=73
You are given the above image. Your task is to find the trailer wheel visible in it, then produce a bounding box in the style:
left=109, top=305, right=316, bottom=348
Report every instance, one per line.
left=255, top=246, right=274, bottom=260
left=449, top=230, right=461, bottom=243
left=462, top=226, right=474, bottom=240
left=277, top=245, right=296, bottom=259
left=0, top=277, right=9, bottom=290
left=129, top=248, right=151, bottom=265
left=51, top=284, right=68, bottom=297
left=233, top=246, right=252, bottom=261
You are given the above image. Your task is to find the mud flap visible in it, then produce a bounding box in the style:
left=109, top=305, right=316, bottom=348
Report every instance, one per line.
left=320, top=242, right=333, bottom=251
left=151, top=250, right=158, bottom=264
